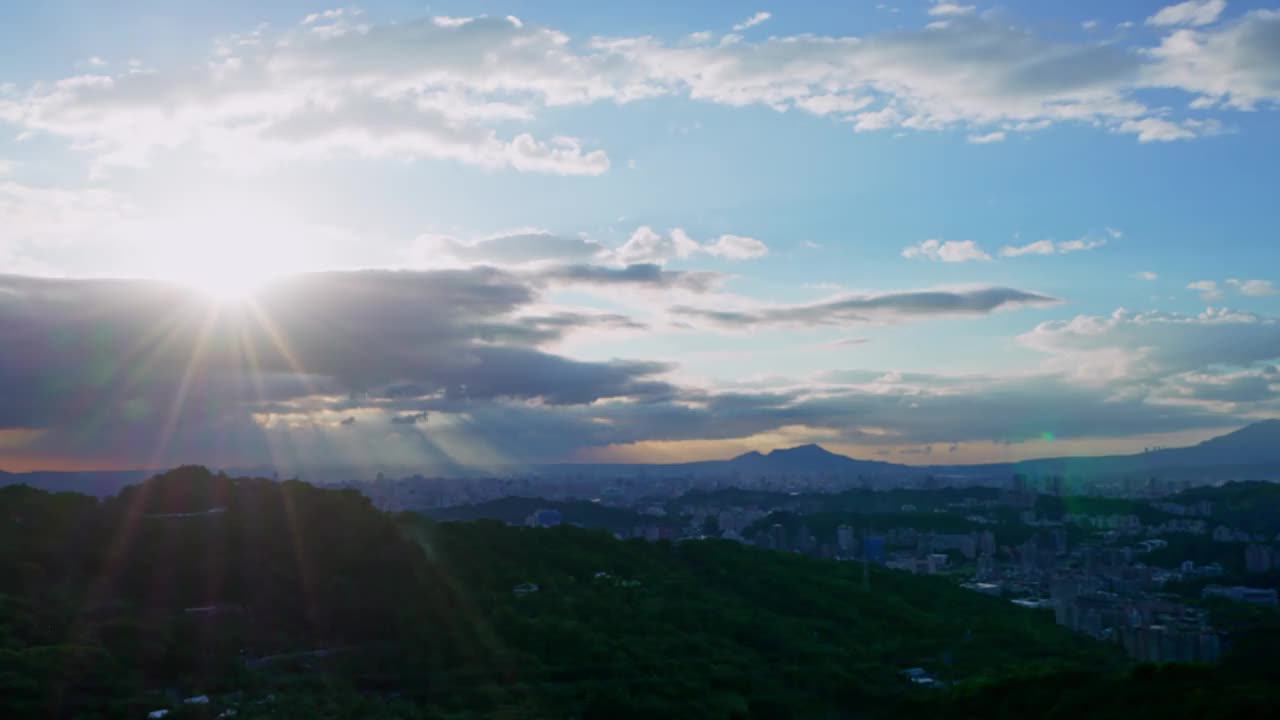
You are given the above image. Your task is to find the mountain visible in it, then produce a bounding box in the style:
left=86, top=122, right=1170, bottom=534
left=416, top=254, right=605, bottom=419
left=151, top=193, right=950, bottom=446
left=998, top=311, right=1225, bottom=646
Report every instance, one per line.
left=0, top=469, right=147, bottom=496
left=537, top=442, right=906, bottom=480
left=5, top=421, right=1279, bottom=493
left=1150, top=419, right=1280, bottom=466
left=961, top=419, right=1280, bottom=480
left=727, top=443, right=897, bottom=474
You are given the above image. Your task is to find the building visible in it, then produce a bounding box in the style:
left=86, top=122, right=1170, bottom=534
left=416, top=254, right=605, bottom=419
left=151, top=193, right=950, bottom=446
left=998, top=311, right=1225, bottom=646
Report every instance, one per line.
left=1119, top=625, right=1222, bottom=664
left=836, top=525, right=856, bottom=555
left=978, top=530, right=997, bottom=556
left=526, top=509, right=563, bottom=528
left=927, top=553, right=949, bottom=574
left=864, top=536, right=885, bottom=564
left=1245, top=544, right=1274, bottom=574
left=1202, top=585, right=1279, bottom=606
left=930, top=533, right=977, bottom=559
left=975, top=553, right=995, bottom=580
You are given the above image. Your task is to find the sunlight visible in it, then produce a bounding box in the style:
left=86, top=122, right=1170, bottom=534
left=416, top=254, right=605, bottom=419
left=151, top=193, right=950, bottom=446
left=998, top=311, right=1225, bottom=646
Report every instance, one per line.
left=131, top=188, right=308, bottom=302
left=172, top=261, right=277, bottom=304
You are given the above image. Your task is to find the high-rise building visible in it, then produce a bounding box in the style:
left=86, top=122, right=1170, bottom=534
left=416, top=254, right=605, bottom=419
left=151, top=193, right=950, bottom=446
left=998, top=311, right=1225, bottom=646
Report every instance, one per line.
left=1246, top=544, right=1274, bottom=574
left=978, top=530, right=997, bottom=556
left=836, top=525, right=855, bottom=554
left=770, top=523, right=787, bottom=552
left=864, top=536, right=885, bottom=564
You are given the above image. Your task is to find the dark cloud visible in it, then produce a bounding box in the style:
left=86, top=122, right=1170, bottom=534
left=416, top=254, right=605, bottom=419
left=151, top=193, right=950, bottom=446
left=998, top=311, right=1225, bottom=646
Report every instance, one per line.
left=0, top=271, right=670, bottom=465
left=0, top=271, right=1272, bottom=470
left=427, top=232, right=606, bottom=265
left=671, top=287, right=1059, bottom=327
left=390, top=411, right=429, bottom=425
left=536, top=263, right=723, bottom=292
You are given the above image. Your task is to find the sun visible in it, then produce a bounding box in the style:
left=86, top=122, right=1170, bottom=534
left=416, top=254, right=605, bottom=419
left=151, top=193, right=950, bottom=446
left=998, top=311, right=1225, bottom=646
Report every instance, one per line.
left=136, top=192, right=306, bottom=303
left=176, top=264, right=276, bottom=304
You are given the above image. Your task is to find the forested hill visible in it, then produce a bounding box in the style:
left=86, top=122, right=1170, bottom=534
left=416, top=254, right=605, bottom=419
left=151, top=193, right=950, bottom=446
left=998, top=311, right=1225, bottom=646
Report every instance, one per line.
left=3, top=467, right=1279, bottom=719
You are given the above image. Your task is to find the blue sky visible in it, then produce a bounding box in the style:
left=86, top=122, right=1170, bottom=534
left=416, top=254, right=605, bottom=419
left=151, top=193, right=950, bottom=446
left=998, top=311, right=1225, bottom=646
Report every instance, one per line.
left=1, top=0, right=1278, bottom=471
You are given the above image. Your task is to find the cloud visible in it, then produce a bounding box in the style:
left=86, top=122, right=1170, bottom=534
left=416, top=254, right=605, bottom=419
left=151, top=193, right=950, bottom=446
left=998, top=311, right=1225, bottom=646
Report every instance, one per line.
left=968, top=131, right=1006, bottom=144
left=0, top=16, right=612, bottom=175
left=703, top=234, right=769, bottom=259
left=0, top=272, right=1269, bottom=468
left=1000, top=234, right=1108, bottom=257
left=1227, top=278, right=1279, bottom=297
left=1187, top=280, right=1224, bottom=301
left=1143, top=9, right=1280, bottom=110
left=1147, top=0, right=1227, bottom=28
left=1190, top=278, right=1278, bottom=301
left=616, top=227, right=768, bottom=265
left=671, top=286, right=1058, bottom=328
left=830, top=337, right=871, bottom=347
left=418, top=232, right=608, bottom=266
left=732, top=12, right=772, bottom=31
left=414, top=227, right=763, bottom=272
left=929, top=3, right=976, bottom=17
left=1117, top=117, right=1196, bottom=142
left=1136, top=271, right=1159, bottom=281
left=1, top=7, right=1267, bottom=178
left=1020, top=307, right=1280, bottom=379
left=902, top=239, right=991, bottom=262
left=536, top=263, right=723, bottom=292
left=0, top=269, right=670, bottom=426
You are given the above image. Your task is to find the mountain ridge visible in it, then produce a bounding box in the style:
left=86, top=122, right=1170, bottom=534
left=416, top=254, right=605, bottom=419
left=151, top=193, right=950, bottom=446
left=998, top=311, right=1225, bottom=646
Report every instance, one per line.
left=4, top=420, right=1278, bottom=492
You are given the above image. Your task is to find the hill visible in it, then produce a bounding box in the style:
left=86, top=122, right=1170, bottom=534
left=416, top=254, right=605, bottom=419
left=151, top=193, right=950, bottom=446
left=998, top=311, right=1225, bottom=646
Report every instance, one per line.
left=7, top=467, right=1280, bottom=718
left=0, top=466, right=1125, bottom=718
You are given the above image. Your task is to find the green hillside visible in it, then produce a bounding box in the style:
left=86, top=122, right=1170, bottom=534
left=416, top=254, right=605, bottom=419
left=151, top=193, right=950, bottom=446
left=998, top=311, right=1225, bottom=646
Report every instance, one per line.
left=2, top=467, right=1277, bottom=719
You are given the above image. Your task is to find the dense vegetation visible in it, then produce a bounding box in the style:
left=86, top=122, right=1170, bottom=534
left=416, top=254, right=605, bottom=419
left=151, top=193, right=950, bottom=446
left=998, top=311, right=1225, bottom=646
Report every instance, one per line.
left=424, top=496, right=649, bottom=534
left=3, top=468, right=1280, bottom=718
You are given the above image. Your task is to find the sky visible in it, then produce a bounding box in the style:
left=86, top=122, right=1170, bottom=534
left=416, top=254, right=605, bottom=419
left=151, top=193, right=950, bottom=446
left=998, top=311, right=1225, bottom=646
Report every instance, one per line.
left=1, top=0, right=1279, bottom=472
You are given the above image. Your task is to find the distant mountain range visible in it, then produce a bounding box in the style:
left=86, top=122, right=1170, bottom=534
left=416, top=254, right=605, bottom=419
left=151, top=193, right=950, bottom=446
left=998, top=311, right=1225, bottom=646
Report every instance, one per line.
left=536, top=420, right=1280, bottom=482
left=4, top=420, right=1279, bottom=495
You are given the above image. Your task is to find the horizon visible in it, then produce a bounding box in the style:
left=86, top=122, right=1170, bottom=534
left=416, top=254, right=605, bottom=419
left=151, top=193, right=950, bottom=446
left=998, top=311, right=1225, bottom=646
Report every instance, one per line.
left=2, top=0, right=1279, bottom=472
left=4, top=418, right=1275, bottom=475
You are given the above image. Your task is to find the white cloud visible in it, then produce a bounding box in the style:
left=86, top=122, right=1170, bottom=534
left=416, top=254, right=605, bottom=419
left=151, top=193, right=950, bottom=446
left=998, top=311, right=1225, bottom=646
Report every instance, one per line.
left=1000, top=234, right=1107, bottom=257
left=617, top=227, right=767, bottom=265
left=929, top=2, right=976, bottom=17
left=732, top=11, right=772, bottom=31
left=1136, top=271, right=1159, bottom=281
left=1117, top=117, right=1196, bottom=142
left=967, top=130, right=1006, bottom=144
left=795, top=94, right=873, bottom=116
left=1188, top=280, right=1224, bottom=301
left=0, top=16, right=614, bottom=176
left=1082, top=20, right=1100, bottom=31
left=1227, top=278, right=1279, bottom=297
left=703, top=234, right=769, bottom=260
left=1144, top=10, right=1280, bottom=110
left=1001, top=239, right=1056, bottom=257
left=901, top=239, right=991, bottom=262
left=1021, top=307, right=1280, bottom=381
left=0, top=6, right=1272, bottom=178
left=1146, top=0, right=1227, bottom=28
